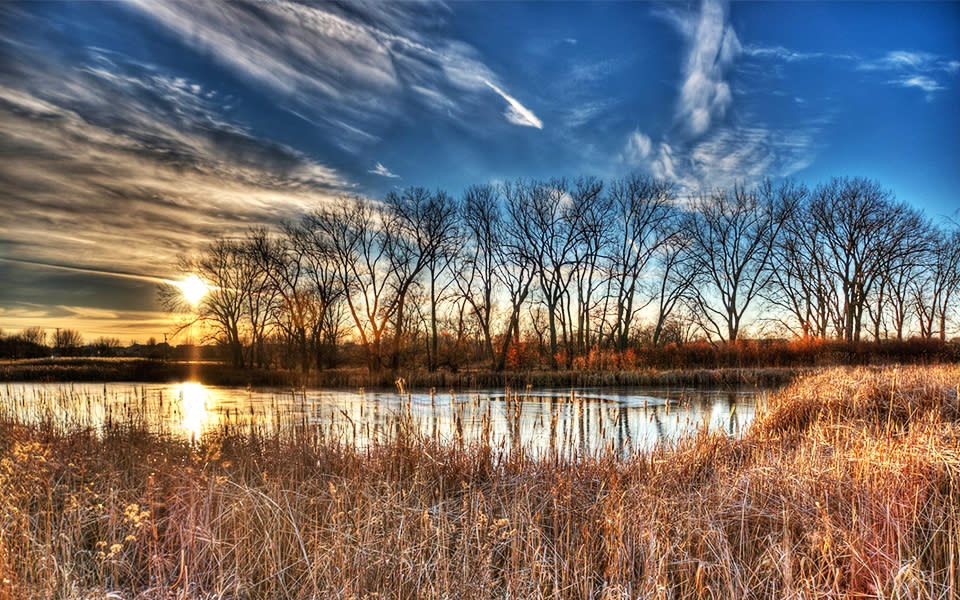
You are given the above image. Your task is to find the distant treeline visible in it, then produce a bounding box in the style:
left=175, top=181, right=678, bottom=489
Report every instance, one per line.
left=0, top=328, right=220, bottom=361
left=153, top=174, right=960, bottom=373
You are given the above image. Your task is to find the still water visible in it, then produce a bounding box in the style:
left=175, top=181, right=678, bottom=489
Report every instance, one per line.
left=2, top=382, right=772, bottom=455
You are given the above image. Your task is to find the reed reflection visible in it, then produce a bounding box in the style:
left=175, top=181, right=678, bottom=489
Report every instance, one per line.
left=2, top=383, right=767, bottom=454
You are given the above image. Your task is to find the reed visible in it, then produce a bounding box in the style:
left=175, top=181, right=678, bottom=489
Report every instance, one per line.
left=1, top=365, right=958, bottom=599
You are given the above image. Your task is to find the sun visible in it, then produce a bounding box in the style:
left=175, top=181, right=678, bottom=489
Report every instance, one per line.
left=176, top=274, right=210, bottom=306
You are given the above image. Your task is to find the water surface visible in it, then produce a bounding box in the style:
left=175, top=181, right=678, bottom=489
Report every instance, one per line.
left=2, top=382, right=773, bottom=455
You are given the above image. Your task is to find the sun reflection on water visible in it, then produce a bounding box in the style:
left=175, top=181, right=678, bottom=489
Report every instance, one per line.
left=3, top=382, right=762, bottom=453
left=178, top=382, right=212, bottom=440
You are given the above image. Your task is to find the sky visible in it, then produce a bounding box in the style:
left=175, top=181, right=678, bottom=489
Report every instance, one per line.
left=0, top=1, right=958, bottom=343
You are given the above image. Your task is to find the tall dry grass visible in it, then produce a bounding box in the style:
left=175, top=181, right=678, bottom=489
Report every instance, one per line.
left=1, top=366, right=958, bottom=599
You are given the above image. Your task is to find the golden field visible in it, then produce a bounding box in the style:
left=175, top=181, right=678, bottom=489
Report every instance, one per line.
left=1, top=365, right=958, bottom=599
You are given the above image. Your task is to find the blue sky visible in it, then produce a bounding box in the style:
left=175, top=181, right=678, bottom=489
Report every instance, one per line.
left=0, top=1, right=958, bottom=340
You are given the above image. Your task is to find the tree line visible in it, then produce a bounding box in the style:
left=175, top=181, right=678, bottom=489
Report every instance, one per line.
left=162, top=175, right=960, bottom=372
left=0, top=327, right=116, bottom=359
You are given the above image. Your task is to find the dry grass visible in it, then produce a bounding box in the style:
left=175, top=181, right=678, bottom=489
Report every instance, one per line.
left=1, top=366, right=958, bottom=599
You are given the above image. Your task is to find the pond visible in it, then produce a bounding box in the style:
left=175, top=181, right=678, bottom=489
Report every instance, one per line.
left=1, top=381, right=776, bottom=456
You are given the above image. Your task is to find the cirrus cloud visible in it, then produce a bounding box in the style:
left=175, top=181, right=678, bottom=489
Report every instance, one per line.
left=666, top=0, right=741, bottom=137
left=369, top=162, right=400, bottom=178
left=482, top=79, right=543, bottom=129
left=623, top=0, right=818, bottom=195
left=126, top=0, right=543, bottom=138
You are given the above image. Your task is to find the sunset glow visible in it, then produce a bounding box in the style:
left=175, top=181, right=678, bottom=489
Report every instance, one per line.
left=178, top=382, right=212, bottom=440
left=176, top=274, right=210, bottom=306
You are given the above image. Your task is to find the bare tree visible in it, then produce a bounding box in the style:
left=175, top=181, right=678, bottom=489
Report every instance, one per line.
left=684, top=180, right=794, bottom=342
left=19, top=327, right=47, bottom=346
left=308, top=196, right=400, bottom=372
left=566, top=176, right=609, bottom=355
left=649, top=226, right=698, bottom=346
left=605, top=175, right=677, bottom=349
left=455, top=184, right=500, bottom=368
left=913, top=224, right=960, bottom=340
left=293, top=220, right=346, bottom=368
left=811, top=177, right=925, bottom=342
left=411, top=190, right=459, bottom=371
left=251, top=225, right=322, bottom=372
left=766, top=184, right=839, bottom=338
left=454, top=183, right=539, bottom=371
left=505, top=178, right=587, bottom=368
left=93, top=336, right=121, bottom=356
left=54, top=328, right=83, bottom=354
left=239, top=229, right=280, bottom=369
left=382, top=187, right=458, bottom=370
left=152, top=172, right=951, bottom=372
left=869, top=224, right=930, bottom=340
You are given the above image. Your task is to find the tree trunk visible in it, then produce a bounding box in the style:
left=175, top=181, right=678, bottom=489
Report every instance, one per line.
left=547, top=300, right=559, bottom=369
left=495, top=310, right=521, bottom=372
left=430, top=276, right=438, bottom=371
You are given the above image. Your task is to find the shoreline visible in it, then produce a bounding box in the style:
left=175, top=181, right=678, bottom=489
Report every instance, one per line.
left=0, top=357, right=815, bottom=389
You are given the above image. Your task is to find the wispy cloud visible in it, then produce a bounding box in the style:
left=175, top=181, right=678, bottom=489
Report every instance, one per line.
left=746, top=45, right=958, bottom=96
left=864, top=50, right=958, bottom=96
left=623, top=0, right=817, bottom=194
left=662, top=0, right=741, bottom=136
left=620, top=130, right=652, bottom=165
left=563, top=100, right=615, bottom=129
left=548, top=56, right=629, bottom=138
left=566, top=57, right=626, bottom=86
left=688, top=127, right=816, bottom=189
left=0, top=1, right=542, bottom=336
left=126, top=1, right=540, bottom=139
left=646, top=126, right=817, bottom=195
left=742, top=45, right=852, bottom=63
left=369, top=162, right=400, bottom=178
left=650, top=142, right=678, bottom=182
left=893, top=75, right=944, bottom=93
left=860, top=50, right=959, bottom=74
left=482, top=79, right=543, bottom=129
left=0, top=44, right=349, bottom=286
